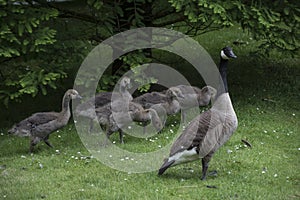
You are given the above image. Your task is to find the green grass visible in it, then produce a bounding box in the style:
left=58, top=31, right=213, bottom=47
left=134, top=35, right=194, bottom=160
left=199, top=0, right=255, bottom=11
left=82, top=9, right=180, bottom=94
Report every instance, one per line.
left=1, top=26, right=300, bottom=199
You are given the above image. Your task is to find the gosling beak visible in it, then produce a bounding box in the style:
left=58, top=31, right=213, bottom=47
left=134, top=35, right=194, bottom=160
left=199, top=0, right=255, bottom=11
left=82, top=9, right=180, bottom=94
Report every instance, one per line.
left=128, top=82, right=133, bottom=89
left=174, top=91, right=185, bottom=99
left=7, top=128, right=13, bottom=135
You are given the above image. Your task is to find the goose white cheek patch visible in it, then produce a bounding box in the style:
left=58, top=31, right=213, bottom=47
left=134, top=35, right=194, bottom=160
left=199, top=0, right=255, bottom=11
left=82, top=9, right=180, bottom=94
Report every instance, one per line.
left=221, top=50, right=230, bottom=60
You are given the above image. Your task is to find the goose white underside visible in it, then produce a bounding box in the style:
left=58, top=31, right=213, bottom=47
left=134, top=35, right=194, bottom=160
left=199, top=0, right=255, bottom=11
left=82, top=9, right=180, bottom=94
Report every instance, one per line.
left=169, top=147, right=200, bottom=166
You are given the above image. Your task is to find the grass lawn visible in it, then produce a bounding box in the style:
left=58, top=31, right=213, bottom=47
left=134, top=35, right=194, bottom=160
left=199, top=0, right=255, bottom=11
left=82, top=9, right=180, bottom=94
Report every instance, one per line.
left=1, top=26, right=299, bottom=199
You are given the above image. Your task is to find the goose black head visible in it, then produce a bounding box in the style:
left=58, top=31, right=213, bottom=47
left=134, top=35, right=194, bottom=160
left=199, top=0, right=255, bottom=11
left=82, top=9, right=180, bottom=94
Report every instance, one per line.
left=221, top=46, right=237, bottom=60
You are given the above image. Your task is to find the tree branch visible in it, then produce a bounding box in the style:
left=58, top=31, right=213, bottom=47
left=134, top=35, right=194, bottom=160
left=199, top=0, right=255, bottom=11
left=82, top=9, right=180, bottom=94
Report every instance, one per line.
left=33, top=0, right=98, bottom=24
left=153, top=15, right=186, bottom=27
left=154, top=8, right=176, bottom=20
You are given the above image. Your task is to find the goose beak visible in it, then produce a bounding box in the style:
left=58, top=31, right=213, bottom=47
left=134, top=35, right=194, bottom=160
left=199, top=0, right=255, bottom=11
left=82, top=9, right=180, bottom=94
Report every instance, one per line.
left=229, top=50, right=237, bottom=59
left=231, top=54, right=237, bottom=59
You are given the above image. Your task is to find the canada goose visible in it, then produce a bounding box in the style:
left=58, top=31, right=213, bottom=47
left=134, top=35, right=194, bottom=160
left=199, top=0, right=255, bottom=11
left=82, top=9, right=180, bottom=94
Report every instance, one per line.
left=75, top=76, right=132, bottom=130
left=158, top=47, right=238, bottom=180
left=8, top=89, right=82, bottom=152
left=96, top=101, right=163, bottom=144
left=172, top=85, right=217, bottom=122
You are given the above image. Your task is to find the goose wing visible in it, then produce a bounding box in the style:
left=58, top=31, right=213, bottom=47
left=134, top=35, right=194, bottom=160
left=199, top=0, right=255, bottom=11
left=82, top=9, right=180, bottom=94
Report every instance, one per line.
left=169, top=109, right=225, bottom=158
left=133, top=92, right=167, bottom=108
left=95, top=92, right=115, bottom=107
left=172, top=85, right=198, bottom=108
left=95, top=92, right=132, bottom=107
left=95, top=104, right=112, bottom=125
left=11, top=112, right=59, bottom=137
left=26, top=112, right=59, bottom=126
left=76, top=92, right=121, bottom=116
left=175, top=85, right=199, bottom=95
left=107, top=100, right=139, bottom=113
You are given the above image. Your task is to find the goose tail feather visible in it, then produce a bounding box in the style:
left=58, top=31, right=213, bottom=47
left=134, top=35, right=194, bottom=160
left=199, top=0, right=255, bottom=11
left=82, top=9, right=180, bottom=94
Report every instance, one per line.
left=158, top=159, right=175, bottom=175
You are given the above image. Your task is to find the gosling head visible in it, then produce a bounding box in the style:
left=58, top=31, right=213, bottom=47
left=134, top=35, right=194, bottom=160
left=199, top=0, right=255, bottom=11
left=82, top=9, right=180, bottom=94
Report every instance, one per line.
left=7, top=125, right=17, bottom=135
left=221, top=46, right=237, bottom=60
left=167, top=87, right=184, bottom=99
left=202, top=86, right=217, bottom=97
left=146, top=109, right=163, bottom=132
left=66, top=89, right=82, bottom=100
left=8, top=123, right=31, bottom=137
left=200, top=86, right=217, bottom=104
left=120, top=76, right=132, bottom=89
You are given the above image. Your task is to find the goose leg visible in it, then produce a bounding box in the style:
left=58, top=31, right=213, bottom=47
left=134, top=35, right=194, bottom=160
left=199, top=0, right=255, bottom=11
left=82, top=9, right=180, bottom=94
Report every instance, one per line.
left=118, top=129, right=124, bottom=144
left=142, top=122, right=147, bottom=134
left=104, top=129, right=112, bottom=146
left=181, top=110, right=186, bottom=123
left=29, top=137, right=41, bottom=153
left=89, top=119, right=94, bottom=133
left=161, top=115, right=167, bottom=133
left=100, top=124, right=106, bottom=132
left=29, top=141, right=35, bottom=153
left=201, top=154, right=212, bottom=180
left=44, top=135, right=53, bottom=148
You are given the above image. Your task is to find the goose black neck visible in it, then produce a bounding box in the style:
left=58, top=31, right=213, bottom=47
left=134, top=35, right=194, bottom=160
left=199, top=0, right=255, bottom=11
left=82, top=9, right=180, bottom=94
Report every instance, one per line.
left=217, top=57, right=229, bottom=98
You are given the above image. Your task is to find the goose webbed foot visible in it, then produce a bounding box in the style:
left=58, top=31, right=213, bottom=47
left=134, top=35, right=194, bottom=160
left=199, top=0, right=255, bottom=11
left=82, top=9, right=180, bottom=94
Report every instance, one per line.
left=208, top=170, right=218, bottom=177
left=43, top=135, right=53, bottom=148
left=103, top=133, right=110, bottom=147
left=143, top=124, right=146, bottom=135
left=201, top=173, right=207, bottom=180
left=202, top=170, right=218, bottom=180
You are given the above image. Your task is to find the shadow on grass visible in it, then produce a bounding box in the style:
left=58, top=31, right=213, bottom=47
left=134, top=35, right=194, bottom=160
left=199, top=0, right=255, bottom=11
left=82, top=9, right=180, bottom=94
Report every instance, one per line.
left=157, top=167, right=219, bottom=181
